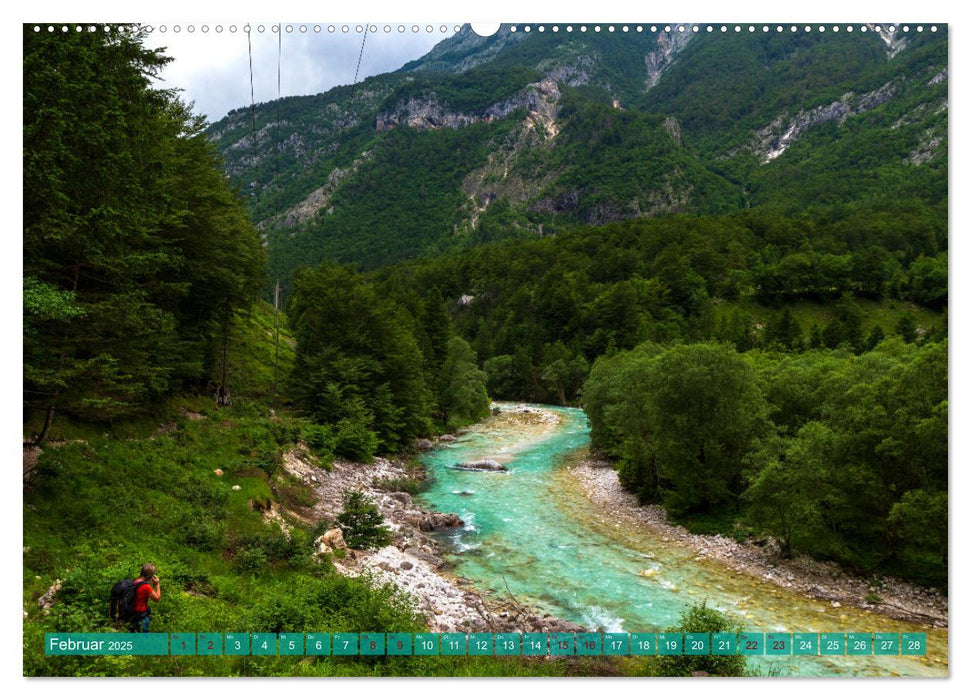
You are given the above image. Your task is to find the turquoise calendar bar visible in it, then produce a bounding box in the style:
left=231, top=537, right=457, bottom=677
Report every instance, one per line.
left=171, top=633, right=195, bottom=655
left=306, top=633, right=331, bottom=655
left=847, top=633, right=872, bottom=656
left=874, top=633, right=899, bottom=655
left=43, top=631, right=931, bottom=656
left=496, top=633, right=521, bottom=656
left=766, top=633, right=792, bottom=656
left=251, top=633, right=277, bottom=656
left=360, top=633, right=385, bottom=656
left=279, top=633, right=303, bottom=656
left=577, top=632, right=602, bottom=656
left=441, top=633, right=466, bottom=656
left=198, top=633, right=222, bottom=656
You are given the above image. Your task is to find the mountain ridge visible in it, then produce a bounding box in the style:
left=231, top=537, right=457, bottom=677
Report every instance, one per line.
left=206, top=25, right=947, bottom=287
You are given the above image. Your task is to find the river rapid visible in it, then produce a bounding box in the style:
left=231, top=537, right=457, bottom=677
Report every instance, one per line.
left=416, top=403, right=947, bottom=677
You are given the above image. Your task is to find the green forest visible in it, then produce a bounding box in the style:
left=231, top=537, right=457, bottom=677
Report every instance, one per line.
left=23, top=24, right=947, bottom=677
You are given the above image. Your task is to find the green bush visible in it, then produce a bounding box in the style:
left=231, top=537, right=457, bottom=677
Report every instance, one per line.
left=373, top=476, right=422, bottom=495
left=250, top=448, right=282, bottom=478
left=302, top=422, right=336, bottom=457
left=639, top=601, right=748, bottom=677
left=334, top=418, right=379, bottom=463
left=178, top=517, right=226, bottom=552
left=232, top=547, right=269, bottom=575
left=232, top=529, right=298, bottom=563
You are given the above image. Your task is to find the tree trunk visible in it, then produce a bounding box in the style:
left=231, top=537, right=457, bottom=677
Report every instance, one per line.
left=36, top=405, right=55, bottom=446
left=215, top=304, right=232, bottom=407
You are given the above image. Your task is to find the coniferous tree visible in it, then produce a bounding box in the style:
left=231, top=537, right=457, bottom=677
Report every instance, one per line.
left=23, top=25, right=264, bottom=437
left=336, top=491, right=393, bottom=549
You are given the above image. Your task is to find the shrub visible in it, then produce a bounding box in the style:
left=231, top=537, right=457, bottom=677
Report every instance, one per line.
left=249, top=448, right=282, bottom=478
left=372, top=476, right=422, bottom=495
left=336, top=491, right=393, bottom=550
left=637, top=601, right=747, bottom=677
left=232, top=529, right=298, bottom=563
left=232, top=547, right=268, bottom=575
left=178, top=517, right=226, bottom=552
left=301, top=422, right=336, bottom=456
left=334, top=418, right=378, bottom=463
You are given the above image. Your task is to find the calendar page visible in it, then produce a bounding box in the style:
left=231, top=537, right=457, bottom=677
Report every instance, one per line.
left=22, top=7, right=950, bottom=684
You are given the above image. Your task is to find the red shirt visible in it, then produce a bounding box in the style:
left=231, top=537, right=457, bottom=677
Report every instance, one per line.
left=134, top=581, right=153, bottom=613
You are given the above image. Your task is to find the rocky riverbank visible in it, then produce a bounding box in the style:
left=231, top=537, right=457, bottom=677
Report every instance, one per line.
left=276, top=410, right=582, bottom=634
left=567, top=458, right=948, bottom=628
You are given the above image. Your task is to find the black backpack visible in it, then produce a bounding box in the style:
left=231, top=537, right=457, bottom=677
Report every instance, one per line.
left=109, top=579, right=150, bottom=622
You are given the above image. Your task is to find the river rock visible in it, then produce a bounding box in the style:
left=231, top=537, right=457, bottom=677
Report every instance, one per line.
left=439, top=434, right=457, bottom=442
left=321, top=528, right=347, bottom=551
left=38, top=579, right=62, bottom=612
left=453, top=459, right=506, bottom=472
left=388, top=492, right=412, bottom=507
left=404, top=547, right=447, bottom=570
left=415, top=438, right=435, bottom=452
left=417, top=513, right=464, bottom=532
left=400, top=561, right=414, bottom=571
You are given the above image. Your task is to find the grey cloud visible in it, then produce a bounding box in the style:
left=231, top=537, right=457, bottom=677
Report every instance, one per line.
left=148, top=27, right=447, bottom=122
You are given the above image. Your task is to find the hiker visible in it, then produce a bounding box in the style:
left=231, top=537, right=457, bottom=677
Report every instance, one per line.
left=109, top=564, right=161, bottom=632
left=131, top=564, right=161, bottom=632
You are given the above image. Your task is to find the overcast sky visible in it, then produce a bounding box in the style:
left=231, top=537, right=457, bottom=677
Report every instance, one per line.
left=143, top=25, right=453, bottom=123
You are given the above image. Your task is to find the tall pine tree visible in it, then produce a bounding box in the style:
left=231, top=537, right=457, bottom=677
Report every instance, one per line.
left=24, top=25, right=264, bottom=438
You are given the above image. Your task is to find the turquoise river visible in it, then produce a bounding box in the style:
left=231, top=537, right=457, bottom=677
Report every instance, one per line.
left=416, top=403, right=947, bottom=677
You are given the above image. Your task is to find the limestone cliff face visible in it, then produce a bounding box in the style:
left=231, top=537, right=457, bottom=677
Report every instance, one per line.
left=453, top=80, right=563, bottom=232
left=277, top=151, right=373, bottom=228
left=868, top=24, right=909, bottom=59
left=644, top=28, right=694, bottom=90
left=746, top=81, right=898, bottom=163
left=376, top=78, right=562, bottom=133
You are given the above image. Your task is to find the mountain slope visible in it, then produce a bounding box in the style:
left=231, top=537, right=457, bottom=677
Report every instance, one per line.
left=207, top=25, right=947, bottom=288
